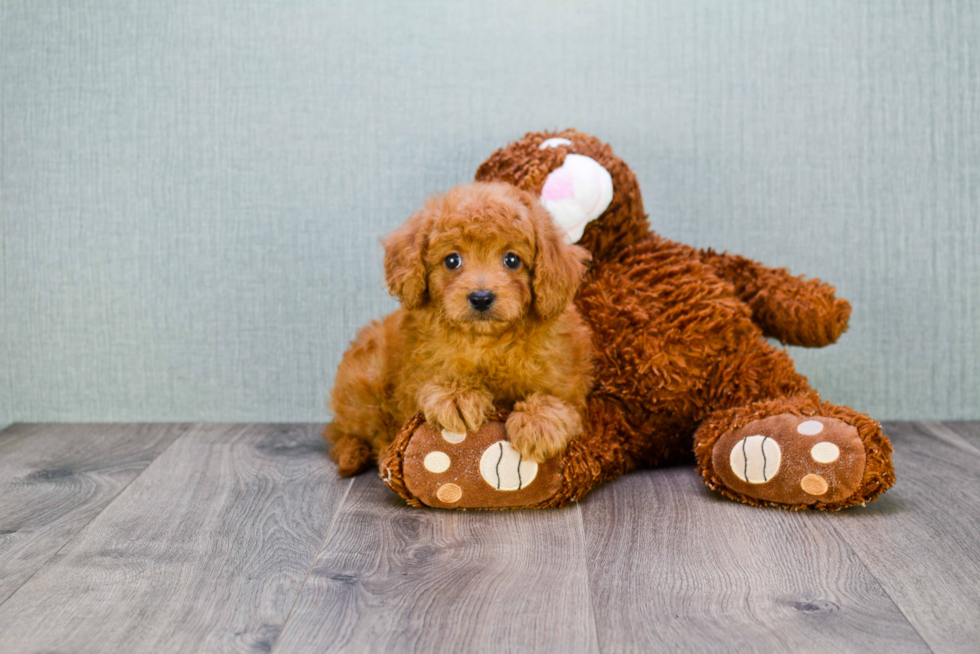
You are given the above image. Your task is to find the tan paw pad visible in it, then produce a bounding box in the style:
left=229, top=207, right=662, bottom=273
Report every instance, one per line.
left=436, top=483, right=462, bottom=503
left=800, top=474, right=829, bottom=496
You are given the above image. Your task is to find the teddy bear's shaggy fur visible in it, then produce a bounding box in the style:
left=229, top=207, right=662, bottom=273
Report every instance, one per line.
left=327, top=181, right=594, bottom=476
left=376, top=129, right=895, bottom=511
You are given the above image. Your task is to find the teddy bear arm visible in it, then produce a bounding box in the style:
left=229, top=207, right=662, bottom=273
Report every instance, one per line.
left=699, top=249, right=852, bottom=347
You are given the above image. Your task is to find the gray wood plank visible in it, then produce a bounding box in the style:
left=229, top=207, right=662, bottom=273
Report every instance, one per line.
left=829, top=422, right=980, bottom=653
left=0, top=423, right=351, bottom=654
left=273, top=475, right=600, bottom=654
left=931, top=421, right=980, bottom=448
left=0, top=423, right=188, bottom=605
left=581, top=468, right=930, bottom=654
left=911, top=421, right=980, bottom=457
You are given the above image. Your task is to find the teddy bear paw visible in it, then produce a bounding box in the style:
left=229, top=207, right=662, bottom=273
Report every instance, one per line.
left=397, top=419, right=563, bottom=509
left=710, top=414, right=867, bottom=506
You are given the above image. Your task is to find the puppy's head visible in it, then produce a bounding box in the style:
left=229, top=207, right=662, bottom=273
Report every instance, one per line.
left=383, top=181, right=590, bottom=332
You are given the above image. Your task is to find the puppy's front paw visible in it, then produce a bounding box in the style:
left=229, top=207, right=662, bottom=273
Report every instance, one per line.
left=505, top=394, right=584, bottom=463
left=419, top=382, right=493, bottom=434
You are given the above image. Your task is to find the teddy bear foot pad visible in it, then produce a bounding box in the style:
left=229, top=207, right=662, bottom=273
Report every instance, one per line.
left=711, top=414, right=866, bottom=505
left=400, top=420, right=562, bottom=509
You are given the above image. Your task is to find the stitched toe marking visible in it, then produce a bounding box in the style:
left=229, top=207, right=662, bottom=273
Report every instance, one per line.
left=729, top=435, right=781, bottom=484
left=479, top=441, right=538, bottom=491
left=797, top=420, right=824, bottom=435
left=801, top=474, right=829, bottom=496
left=810, top=441, right=840, bottom=463
left=441, top=429, right=466, bottom=444
left=423, top=451, right=451, bottom=473
left=436, top=483, right=462, bottom=503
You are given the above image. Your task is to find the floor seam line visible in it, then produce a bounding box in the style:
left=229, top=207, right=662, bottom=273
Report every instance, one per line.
left=0, top=424, right=188, bottom=611
left=823, top=516, right=937, bottom=654
left=269, top=475, right=355, bottom=653
left=577, top=503, right=603, bottom=654
left=913, top=421, right=980, bottom=458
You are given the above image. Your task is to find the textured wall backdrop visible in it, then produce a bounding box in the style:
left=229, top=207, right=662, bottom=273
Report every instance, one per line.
left=2, top=0, right=978, bottom=422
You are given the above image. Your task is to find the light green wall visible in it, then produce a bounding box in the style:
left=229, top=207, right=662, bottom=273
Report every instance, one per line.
left=2, top=0, right=978, bottom=422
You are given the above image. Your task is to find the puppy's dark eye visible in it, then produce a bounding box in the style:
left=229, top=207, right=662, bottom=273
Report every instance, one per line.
left=503, top=252, right=521, bottom=270
left=444, top=253, right=462, bottom=270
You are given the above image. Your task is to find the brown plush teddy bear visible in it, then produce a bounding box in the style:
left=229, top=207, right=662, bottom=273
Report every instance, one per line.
left=373, top=129, right=895, bottom=511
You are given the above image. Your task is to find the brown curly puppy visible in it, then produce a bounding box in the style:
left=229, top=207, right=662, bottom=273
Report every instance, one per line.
left=326, top=181, right=594, bottom=476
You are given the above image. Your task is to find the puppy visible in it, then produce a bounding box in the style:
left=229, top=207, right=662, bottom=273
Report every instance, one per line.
left=326, top=181, right=594, bottom=477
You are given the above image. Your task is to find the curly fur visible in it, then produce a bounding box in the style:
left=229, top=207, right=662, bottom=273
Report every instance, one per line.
left=326, top=182, right=594, bottom=476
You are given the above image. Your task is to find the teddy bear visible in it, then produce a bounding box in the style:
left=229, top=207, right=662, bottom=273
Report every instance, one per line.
left=376, top=129, right=895, bottom=511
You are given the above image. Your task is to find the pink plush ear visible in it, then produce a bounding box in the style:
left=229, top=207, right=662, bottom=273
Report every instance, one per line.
left=539, top=154, right=614, bottom=243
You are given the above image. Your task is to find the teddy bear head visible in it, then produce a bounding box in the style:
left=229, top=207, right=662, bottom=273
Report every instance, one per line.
left=475, top=129, right=648, bottom=261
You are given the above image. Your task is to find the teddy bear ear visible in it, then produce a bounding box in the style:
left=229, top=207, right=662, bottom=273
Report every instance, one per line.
left=539, top=153, right=614, bottom=244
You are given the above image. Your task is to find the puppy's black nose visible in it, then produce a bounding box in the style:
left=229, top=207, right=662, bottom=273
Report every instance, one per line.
left=468, top=290, right=495, bottom=312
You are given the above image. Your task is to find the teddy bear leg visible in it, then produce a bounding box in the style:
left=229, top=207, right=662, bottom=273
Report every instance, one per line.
left=379, top=397, right=643, bottom=509
left=693, top=393, right=895, bottom=510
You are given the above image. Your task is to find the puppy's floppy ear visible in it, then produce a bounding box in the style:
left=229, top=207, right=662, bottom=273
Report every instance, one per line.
left=523, top=190, right=591, bottom=321
left=382, top=207, right=430, bottom=309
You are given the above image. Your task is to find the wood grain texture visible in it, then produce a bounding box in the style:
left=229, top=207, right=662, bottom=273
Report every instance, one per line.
left=272, top=474, right=600, bottom=654
left=917, top=421, right=980, bottom=454
left=581, top=468, right=929, bottom=654
left=0, top=423, right=187, bottom=605
left=0, top=424, right=351, bottom=654
left=2, top=422, right=979, bottom=652
left=944, top=421, right=980, bottom=445
left=829, top=422, right=980, bottom=653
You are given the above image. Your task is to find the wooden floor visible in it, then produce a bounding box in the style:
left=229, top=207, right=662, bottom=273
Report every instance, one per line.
left=0, top=422, right=977, bottom=653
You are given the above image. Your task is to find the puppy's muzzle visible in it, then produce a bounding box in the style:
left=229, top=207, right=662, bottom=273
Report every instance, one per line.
left=468, top=290, right=496, bottom=312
